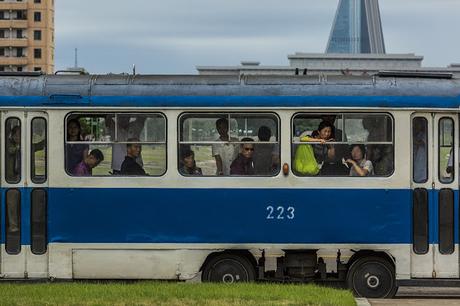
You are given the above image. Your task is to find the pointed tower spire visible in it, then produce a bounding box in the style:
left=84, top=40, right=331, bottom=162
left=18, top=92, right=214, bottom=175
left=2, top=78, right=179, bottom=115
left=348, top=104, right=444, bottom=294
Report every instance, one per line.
left=326, top=0, right=385, bottom=54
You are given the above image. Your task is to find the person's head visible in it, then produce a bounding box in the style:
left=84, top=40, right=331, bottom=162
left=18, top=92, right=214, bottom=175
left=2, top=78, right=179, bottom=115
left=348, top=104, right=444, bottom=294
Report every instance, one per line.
left=216, top=118, right=229, bottom=137
left=67, top=119, right=82, bottom=140
left=317, top=121, right=334, bottom=140
left=181, top=149, right=196, bottom=169
left=126, top=138, right=141, bottom=158
left=258, top=126, right=272, bottom=142
left=240, top=137, right=254, bottom=158
left=11, top=125, right=21, bottom=144
left=118, top=116, right=131, bottom=130
left=321, top=115, right=337, bottom=125
left=350, top=144, right=366, bottom=162
left=85, top=149, right=104, bottom=169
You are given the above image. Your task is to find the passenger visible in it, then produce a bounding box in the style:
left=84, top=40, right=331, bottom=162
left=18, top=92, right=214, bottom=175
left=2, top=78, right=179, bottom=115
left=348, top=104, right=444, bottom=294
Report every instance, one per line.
left=6, top=125, right=21, bottom=182
left=413, top=119, right=428, bottom=182
left=66, top=119, right=89, bottom=175
left=371, top=145, right=394, bottom=176
left=120, top=139, right=148, bottom=176
left=108, top=116, right=146, bottom=175
left=346, top=144, right=374, bottom=177
left=212, top=118, right=238, bottom=176
left=300, top=120, right=334, bottom=145
left=180, top=149, right=203, bottom=176
left=253, top=126, right=280, bottom=175
left=73, top=149, right=104, bottom=176
left=230, top=138, right=255, bottom=175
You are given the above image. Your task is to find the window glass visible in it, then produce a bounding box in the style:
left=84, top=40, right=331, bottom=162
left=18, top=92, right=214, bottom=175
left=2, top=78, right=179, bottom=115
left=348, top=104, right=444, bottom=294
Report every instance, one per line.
left=179, top=113, right=280, bottom=176
left=413, top=117, right=428, bottom=183
left=292, top=113, right=393, bottom=177
left=6, top=189, right=21, bottom=255
left=65, top=113, right=166, bottom=177
left=31, top=117, right=47, bottom=184
left=31, top=189, right=47, bottom=255
left=439, top=117, right=454, bottom=184
left=5, top=118, right=21, bottom=184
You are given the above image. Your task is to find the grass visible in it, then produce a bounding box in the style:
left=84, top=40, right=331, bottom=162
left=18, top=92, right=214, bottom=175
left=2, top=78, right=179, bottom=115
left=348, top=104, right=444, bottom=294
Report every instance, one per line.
left=0, top=282, right=356, bottom=306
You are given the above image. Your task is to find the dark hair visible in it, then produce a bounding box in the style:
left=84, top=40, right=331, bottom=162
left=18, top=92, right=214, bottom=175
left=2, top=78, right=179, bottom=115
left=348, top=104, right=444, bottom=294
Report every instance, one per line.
left=241, top=137, right=254, bottom=142
left=89, top=149, right=104, bottom=162
left=317, top=120, right=334, bottom=133
left=350, top=144, right=366, bottom=157
left=67, top=119, right=82, bottom=136
left=258, top=126, right=271, bottom=141
left=126, top=138, right=140, bottom=149
left=181, top=149, right=195, bottom=160
left=216, top=118, right=228, bottom=128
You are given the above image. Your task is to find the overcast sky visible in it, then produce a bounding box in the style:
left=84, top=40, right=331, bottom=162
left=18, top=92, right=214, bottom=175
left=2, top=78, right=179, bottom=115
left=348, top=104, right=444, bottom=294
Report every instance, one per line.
left=55, top=0, right=460, bottom=74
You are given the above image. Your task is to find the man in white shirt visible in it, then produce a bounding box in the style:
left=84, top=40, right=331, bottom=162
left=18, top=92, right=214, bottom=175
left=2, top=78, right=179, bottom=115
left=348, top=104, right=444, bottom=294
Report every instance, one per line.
left=212, top=118, right=238, bottom=176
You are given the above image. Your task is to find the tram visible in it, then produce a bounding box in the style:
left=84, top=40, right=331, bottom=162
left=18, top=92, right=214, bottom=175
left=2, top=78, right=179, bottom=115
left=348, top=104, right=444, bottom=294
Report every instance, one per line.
left=0, top=72, right=460, bottom=298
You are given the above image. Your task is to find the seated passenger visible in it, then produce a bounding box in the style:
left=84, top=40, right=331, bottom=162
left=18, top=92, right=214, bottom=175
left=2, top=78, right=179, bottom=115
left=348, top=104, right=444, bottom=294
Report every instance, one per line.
left=230, top=138, right=255, bottom=175
left=371, top=145, right=393, bottom=176
left=121, top=139, right=148, bottom=176
left=66, top=119, right=89, bottom=174
left=254, top=126, right=279, bottom=175
left=346, top=144, right=374, bottom=177
left=73, top=149, right=104, bottom=176
left=180, top=149, right=202, bottom=176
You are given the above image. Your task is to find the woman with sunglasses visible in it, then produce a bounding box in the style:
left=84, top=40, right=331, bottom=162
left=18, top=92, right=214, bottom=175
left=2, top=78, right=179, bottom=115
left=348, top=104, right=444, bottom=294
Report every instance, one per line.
left=230, top=138, right=255, bottom=176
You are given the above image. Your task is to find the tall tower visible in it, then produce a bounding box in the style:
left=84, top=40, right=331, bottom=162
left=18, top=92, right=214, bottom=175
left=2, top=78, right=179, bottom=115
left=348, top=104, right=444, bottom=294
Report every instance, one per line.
left=0, top=0, right=55, bottom=74
left=326, top=0, right=385, bottom=54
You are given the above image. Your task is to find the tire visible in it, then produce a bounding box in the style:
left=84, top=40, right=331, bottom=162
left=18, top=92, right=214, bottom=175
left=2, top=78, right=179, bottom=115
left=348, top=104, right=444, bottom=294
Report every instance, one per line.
left=201, top=253, right=256, bottom=283
left=346, top=256, right=398, bottom=298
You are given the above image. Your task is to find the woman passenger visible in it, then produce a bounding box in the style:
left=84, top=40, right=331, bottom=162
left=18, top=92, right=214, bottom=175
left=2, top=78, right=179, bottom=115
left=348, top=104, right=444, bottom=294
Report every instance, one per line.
left=300, top=121, right=336, bottom=165
left=180, top=149, right=202, bottom=176
left=346, top=144, right=374, bottom=177
left=66, top=119, right=89, bottom=174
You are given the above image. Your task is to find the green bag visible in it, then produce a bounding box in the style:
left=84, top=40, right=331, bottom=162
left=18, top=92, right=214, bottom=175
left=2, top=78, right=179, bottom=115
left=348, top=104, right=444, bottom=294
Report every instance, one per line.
left=294, top=144, right=320, bottom=175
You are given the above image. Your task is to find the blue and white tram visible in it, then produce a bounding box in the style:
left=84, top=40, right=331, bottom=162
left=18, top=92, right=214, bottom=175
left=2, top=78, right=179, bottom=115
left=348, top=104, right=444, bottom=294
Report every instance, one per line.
left=1, top=72, right=460, bottom=298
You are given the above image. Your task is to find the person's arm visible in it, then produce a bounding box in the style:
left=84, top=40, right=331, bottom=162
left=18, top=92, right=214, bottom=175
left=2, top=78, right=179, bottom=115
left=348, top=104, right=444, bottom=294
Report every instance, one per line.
left=300, top=136, right=327, bottom=144
left=346, top=159, right=369, bottom=176
left=215, top=155, right=224, bottom=175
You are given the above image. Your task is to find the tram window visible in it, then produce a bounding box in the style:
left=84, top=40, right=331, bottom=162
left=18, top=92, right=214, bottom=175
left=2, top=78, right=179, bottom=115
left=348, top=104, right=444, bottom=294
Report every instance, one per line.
left=439, top=118, right=454, bottom=184
left=292, top=113, right=394, bottom=177
left=6, top=189, right=21, bottom=255
left=31, top=189, right=47, bottom=255
left=412, top=117, right=428, bottom=184
left=65, top=113, right=167, bottom=177
left=31, top=117, right=47, bottom=184
left=179, top=113, right=280, bottom=176
left=5, top=118, right=21, bottom=184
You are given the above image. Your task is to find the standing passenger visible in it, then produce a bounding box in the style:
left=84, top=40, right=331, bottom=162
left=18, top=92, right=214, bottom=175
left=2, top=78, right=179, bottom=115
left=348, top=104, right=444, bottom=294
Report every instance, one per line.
left=253, top=126, right=279, bottom=175
left=230, top=138, right=255, bottom=175
left=66, top=119, right=89, bottom=175
left=212, top=118, right=238, bottom=176
left=6, top=125, right=21, bottom=182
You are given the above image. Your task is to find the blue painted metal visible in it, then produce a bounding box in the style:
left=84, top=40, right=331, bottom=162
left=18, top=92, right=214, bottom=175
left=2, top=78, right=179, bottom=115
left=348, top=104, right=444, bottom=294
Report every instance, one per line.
left=0, top=95, right=459, bottom=109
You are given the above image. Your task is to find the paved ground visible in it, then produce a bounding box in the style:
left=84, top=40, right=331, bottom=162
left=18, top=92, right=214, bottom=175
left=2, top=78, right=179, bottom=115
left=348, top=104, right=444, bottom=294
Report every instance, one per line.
left=367, top=287, right=460, bottom=306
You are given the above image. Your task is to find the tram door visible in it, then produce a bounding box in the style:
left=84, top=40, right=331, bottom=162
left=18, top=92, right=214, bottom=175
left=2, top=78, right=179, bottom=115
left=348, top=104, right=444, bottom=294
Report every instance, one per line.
left=411, top=113, right=459, bottom=278
left=1, top=111, right=48, bottom=279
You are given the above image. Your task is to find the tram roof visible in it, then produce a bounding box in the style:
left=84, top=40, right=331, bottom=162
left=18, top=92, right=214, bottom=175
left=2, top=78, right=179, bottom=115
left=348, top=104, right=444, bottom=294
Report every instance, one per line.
left=0, top=74, right=460, bottom=109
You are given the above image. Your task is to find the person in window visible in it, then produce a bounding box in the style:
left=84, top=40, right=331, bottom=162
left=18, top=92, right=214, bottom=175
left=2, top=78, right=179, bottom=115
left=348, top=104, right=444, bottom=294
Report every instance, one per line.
left=6, top=125, right=21, bottom=182
left=346, top=144, right=374, bottom=177
left=180, top=149, right=202, bottom=176
left=230, top=138, right=255, bottom=175
left=73, top=149, right=104, bottom=176
left=413, top=120, right=428, bottom=182
left=212, top=118, right=238, bottom=176
left=66, top=119, right=89, bottom=174
left=121, top=139, right=148, bottom=176
left=108, top=116, right=146, bottom=175
left=371, top=145, right=394, bottom=176
left=254, top=126, right=279, bottom=175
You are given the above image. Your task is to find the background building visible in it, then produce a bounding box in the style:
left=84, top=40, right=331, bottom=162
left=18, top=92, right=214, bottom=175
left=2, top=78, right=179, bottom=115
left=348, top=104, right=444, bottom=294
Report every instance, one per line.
left=0, top=0, right=54, bottom=74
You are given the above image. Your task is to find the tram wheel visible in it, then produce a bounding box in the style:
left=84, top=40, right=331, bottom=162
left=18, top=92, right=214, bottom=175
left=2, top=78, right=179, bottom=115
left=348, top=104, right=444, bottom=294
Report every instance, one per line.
left=346, top=256, right=398, bottom=298
left=201, top=254, right=256, bottom=283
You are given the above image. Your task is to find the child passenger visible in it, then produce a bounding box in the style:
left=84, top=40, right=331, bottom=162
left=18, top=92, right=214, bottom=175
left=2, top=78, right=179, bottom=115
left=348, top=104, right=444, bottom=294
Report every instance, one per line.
left=346, top=144, right=374, bottom=177
left=180, top=149, right=202, bottom=176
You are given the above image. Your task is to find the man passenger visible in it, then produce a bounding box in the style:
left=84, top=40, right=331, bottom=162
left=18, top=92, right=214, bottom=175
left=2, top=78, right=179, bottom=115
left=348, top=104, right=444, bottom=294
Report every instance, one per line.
left=121, top=139, right=147, bottom=176
left=230, top=138, right=255, bottom=175
left=212, top=118, right=238, bottom=176
left=73, top=149, right=104, bottom=176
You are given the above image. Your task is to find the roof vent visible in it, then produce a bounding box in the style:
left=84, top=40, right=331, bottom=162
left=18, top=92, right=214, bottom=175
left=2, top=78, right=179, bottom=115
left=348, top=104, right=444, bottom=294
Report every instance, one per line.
left=241, top=61, right=260, bottom=66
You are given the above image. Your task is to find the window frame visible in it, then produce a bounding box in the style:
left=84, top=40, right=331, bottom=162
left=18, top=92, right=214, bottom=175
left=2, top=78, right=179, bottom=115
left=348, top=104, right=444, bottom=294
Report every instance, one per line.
left=30, top=117, right=47, bottom=184
left=177, top=111, right=281, bottom=177
left=438, top=116, right=455, bottom=184
left=412, top=117, right=429, bottom=184
left=5, top=117, right=22, bottom=184
left=64, top=112, right=168, bottom=177
left=291, top=111, right=395, bottom=178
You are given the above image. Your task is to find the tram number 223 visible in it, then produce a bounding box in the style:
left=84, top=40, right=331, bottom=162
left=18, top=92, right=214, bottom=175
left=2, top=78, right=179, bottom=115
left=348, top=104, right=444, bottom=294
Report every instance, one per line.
left=266, top=206, right=295, bottom=220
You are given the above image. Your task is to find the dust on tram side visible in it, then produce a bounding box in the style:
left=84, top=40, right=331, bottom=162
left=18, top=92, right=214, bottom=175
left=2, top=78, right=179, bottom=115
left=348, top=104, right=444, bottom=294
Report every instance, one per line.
left=0, top=71, right=460, bottom=298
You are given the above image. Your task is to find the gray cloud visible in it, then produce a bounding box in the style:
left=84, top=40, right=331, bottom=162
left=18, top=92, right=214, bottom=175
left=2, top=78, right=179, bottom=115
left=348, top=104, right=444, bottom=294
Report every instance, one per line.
left=55, top=0, right=460, bottom=74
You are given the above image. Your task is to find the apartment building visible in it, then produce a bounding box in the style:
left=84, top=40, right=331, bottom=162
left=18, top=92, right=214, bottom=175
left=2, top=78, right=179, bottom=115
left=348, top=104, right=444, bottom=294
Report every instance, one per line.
left=0, top=0, right=54, bottom=74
